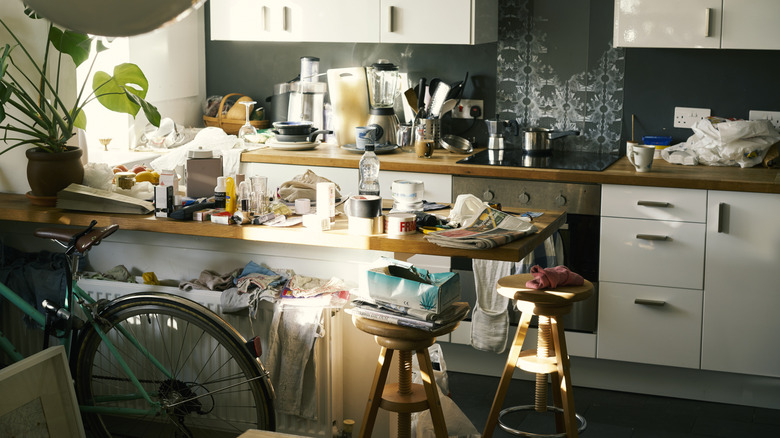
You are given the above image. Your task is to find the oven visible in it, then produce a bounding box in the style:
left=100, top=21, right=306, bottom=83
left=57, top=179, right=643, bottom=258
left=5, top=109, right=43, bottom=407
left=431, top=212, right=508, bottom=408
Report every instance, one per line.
left=451, top=176, right=601, bottom=333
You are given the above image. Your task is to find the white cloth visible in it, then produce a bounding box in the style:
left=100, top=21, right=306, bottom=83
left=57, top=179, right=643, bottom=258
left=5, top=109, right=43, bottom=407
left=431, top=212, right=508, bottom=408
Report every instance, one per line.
left=149, top=127, right=239, bottom=172
left=470, top=234, right=563, bottom=354
left=265, top=304, right=323, bottom=420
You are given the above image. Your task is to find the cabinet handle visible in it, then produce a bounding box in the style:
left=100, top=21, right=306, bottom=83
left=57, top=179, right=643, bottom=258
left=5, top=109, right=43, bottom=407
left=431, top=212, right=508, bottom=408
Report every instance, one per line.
left=388, top=6, right=395, bottom=33
left=261, top=6, right=267, bottom=31
left=282, top=6, right=289, bottom=31
left=636, top=234, right=670, bottom=241
left=704, top=8, right=711, bottom=37
left=717, top=202, right=728, bottom=233
left=635, top=298, right=666, bottom=306
left=637, top=200, right=670, bottom=208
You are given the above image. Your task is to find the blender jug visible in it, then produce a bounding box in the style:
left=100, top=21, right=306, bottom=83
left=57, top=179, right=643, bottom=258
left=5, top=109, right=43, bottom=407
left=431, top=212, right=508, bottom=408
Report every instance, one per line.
left=366, top=60, right=401, bottom=145
left=288, top=81, right=328, bottom=129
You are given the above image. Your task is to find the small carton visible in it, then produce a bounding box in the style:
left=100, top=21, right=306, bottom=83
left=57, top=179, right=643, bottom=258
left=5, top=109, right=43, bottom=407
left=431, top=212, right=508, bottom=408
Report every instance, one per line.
left=366, top=260, right=460, bottom=313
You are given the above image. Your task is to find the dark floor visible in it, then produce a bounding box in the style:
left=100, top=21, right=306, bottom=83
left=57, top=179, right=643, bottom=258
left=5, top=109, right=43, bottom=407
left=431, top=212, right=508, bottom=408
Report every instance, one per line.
left=447, top=371, right=780, bottom=438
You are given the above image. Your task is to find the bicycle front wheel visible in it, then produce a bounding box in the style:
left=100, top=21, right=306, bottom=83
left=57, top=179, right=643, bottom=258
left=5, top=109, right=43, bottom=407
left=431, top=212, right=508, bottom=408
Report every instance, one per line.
left=74, top=293, right=275, bottom=438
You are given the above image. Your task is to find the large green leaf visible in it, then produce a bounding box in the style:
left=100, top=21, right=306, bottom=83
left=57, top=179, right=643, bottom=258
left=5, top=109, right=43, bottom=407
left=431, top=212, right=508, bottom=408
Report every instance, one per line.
left=93, top=63, right=150, bottom=118
left=48, top=27, right=92, bottom=67
left=124, top=90, right=161, bottom=127
left=71, top=107, right=87, bottom=131
left=0, top=44, right=9, bottom=78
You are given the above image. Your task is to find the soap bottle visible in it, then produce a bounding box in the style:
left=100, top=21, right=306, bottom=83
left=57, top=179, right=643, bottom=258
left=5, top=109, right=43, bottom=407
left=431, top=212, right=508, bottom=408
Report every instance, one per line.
left=214, top=176, right=226, bottom=209
left=225, top=176, right=236, bottom=214
left=358, top=144, right=380, bottom=196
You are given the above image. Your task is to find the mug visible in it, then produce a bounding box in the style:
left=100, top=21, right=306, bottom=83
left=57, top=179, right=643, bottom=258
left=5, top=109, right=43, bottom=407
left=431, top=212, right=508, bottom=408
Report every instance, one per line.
left=626, top=140, right=640, bottom=158
left=628, top=144, right=655, bottom=172
left=356, top=125, right=382, bottom=149
left=415, top=139, right=434, bottom=158
left=391, top=180, right=424, bottom=203
left=344, top=195, right=382, bottom=218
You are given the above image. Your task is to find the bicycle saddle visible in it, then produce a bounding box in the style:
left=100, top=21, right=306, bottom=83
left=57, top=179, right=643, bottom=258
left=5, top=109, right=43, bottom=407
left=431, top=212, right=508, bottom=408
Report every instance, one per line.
left=34, top=223, right=119, bottom=254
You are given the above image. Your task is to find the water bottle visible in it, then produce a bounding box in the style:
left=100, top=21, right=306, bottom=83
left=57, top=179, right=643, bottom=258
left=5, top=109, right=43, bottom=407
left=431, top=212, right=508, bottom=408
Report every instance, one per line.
left=358, top=144, right=380, bottom=196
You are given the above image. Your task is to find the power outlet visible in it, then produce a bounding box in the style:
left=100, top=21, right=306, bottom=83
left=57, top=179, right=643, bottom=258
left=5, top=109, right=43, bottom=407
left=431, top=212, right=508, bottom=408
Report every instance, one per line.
left=674, top=107, right=711, bottom=128
left=748, top=110, right=780, bottom=130
left=452, top=99, right=483, bottom=119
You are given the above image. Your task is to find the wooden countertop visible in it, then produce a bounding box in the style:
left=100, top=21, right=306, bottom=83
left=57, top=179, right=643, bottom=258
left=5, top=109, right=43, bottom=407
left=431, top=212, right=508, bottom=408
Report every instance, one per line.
left=242, top=144, right=780, bottom=194
left=0, top=193, right=565, bottom=262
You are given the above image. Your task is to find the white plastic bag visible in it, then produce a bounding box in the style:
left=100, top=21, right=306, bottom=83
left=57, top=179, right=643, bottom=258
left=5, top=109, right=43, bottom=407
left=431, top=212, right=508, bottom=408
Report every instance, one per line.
left=685, top=118, right=780, bottom=168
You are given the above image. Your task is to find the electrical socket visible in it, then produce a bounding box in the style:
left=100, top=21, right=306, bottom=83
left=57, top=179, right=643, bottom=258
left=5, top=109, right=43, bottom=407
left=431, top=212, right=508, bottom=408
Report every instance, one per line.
left=748, top=110, right=780, bottom=130
left=674, top=107, right=711, bottom=128
left=452, top=99, right=483, bottom=119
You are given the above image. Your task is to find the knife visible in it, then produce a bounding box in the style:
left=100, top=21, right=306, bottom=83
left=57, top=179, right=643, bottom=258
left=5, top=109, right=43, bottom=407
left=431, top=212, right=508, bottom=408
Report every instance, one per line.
left=418, top=77, right=426, bottom=118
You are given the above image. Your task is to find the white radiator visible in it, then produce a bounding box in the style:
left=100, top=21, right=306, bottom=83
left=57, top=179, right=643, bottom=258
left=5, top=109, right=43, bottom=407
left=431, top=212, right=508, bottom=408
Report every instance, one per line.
left=74, top=278, right=341, bottom=437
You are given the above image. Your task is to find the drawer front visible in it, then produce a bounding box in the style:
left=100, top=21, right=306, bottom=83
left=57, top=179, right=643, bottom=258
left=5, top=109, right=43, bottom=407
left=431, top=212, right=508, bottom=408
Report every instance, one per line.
left=601, top=185, right=706, bottom=222
left=600, top=217, right=705, bottom=289
left=597, top=282, right=702, bottom=369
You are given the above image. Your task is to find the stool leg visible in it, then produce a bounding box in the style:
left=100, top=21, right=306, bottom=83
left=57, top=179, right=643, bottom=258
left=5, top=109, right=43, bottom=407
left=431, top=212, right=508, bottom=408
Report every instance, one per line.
left=482, top=310, right=533, bottom=438
left=550, top=317, right=578, bottom=438
left=417, top=349, right=448, bottom=438
left=360, top=346, right=395, bottom=438
left=398, top=350, right=413, bottom=438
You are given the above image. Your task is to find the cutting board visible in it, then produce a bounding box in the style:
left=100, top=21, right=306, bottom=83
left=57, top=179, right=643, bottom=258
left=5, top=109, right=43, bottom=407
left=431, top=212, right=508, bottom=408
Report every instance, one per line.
left=327, top=67, right=370, bottom=146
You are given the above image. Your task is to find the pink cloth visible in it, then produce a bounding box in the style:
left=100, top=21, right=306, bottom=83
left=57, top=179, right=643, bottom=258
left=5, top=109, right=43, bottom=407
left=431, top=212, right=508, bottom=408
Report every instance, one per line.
left=525, top=265, right=584, bottom=289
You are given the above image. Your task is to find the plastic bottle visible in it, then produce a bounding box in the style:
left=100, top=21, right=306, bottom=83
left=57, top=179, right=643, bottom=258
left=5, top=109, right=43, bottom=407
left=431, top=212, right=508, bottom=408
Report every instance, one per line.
left=214, top=176, right=226, bottom=209
left=358, top=144, right=380, bottom=196
left=225, top=176, right=236, bottom=214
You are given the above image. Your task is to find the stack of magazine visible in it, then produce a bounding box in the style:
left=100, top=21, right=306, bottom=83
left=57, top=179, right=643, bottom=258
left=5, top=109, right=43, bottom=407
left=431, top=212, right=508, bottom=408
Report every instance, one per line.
left=424, top=205, right=537, bottom=249
left=346, top=297, right=469, bottom=331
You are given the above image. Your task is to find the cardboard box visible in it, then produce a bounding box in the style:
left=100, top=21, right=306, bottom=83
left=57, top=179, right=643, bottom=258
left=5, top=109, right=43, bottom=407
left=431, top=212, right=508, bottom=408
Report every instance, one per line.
left=366, top=264, right=460, bottom=313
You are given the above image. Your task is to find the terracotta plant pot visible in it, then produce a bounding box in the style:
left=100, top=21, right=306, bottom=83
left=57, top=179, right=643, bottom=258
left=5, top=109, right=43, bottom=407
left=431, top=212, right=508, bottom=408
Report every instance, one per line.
left=26, top=146, right=84, bottom=203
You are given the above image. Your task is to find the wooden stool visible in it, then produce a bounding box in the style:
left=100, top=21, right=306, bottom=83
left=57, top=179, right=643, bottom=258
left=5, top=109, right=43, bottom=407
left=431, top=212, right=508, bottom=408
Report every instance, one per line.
left=353, top=312, right=464, bottom=438
left=482, top=274, right=593, bottom=438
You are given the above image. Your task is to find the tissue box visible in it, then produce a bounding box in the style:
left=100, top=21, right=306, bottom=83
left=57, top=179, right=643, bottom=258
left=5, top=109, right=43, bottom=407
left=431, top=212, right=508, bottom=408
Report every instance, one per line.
left=366, top=265, right=460, bottom=313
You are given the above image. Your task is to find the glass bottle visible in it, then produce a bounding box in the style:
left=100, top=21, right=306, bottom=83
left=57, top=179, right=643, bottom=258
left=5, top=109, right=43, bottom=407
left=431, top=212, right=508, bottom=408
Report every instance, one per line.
left=358, top=144, right=380, bottom=196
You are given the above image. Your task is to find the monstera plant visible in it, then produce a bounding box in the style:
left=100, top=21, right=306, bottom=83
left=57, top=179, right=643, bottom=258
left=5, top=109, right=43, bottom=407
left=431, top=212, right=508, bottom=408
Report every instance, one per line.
left=0, top=6, right=160, bottom=201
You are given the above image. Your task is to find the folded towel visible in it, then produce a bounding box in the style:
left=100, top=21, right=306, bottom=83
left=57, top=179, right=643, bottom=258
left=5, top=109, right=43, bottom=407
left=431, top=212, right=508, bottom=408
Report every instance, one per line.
left=525, top=265, right=584, bottom=289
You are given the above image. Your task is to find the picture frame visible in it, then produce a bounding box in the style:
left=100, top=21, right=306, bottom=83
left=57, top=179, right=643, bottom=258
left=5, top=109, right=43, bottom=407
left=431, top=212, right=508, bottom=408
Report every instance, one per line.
left=0, top=345, right=85, bottom=437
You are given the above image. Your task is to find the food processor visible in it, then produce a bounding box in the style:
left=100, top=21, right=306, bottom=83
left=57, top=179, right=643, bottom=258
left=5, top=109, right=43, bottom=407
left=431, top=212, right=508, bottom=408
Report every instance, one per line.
left=366, top=60, right=401, bottom=145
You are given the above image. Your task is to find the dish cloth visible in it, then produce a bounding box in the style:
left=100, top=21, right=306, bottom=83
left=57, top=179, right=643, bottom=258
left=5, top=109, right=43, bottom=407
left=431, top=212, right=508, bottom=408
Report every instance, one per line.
left=525, top=265, right=584, bottom=289
left=470, top=234, right=562, bottom=353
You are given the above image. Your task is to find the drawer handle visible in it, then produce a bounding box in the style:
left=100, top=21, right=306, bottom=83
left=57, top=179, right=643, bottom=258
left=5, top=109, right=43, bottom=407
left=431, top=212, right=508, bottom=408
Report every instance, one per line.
left=704, top=8, right=711, bottom=37
left=635, top=298, right=666, bottom=306
left=637, top=200, right=671, bottom=208
left=636, top=234, right=670, bottom=241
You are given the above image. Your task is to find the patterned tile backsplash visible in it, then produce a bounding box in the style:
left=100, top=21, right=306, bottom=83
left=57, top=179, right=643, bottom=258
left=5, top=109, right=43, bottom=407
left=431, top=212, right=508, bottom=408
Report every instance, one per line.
left=497, top=0, right=625, bottom=153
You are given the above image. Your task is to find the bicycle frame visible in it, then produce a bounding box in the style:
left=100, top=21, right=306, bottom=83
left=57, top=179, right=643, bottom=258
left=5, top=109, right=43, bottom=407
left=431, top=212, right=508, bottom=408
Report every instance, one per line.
left=0, top=277, right=168, bottom=417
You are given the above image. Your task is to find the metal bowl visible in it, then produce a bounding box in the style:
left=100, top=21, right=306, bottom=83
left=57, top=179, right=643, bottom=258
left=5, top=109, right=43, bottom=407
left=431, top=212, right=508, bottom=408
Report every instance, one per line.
left=440, top=134, right=474, bottom=154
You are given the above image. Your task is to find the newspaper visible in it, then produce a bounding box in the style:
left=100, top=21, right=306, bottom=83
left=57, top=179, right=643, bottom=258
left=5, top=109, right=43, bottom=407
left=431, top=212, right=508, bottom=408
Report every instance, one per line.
left=424, top=206, right=537, bottom=249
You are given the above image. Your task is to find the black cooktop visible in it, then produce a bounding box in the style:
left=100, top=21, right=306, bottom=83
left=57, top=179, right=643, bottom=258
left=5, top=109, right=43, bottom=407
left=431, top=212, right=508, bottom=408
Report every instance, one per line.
left=457, top=149, right=620, bottom=171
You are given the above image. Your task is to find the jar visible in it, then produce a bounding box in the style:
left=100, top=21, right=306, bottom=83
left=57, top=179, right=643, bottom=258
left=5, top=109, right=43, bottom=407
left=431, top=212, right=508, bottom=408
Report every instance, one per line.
left=115, top=172, right=136, bottom=190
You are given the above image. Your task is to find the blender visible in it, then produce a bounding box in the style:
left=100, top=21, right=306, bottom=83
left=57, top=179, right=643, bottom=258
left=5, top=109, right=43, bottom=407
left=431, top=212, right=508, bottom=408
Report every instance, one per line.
left=366, top=60, right=401, bottom=145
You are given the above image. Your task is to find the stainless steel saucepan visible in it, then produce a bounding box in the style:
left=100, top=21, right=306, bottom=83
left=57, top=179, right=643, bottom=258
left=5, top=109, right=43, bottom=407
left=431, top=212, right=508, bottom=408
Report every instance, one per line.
left=522, top=127, right=579, bottom=154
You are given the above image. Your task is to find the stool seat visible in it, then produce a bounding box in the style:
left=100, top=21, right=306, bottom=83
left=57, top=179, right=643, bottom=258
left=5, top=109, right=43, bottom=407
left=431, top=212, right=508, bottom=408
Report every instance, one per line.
left=497, top=273, right=594, bottom=305
left=353, top=303, right=469, bottom=438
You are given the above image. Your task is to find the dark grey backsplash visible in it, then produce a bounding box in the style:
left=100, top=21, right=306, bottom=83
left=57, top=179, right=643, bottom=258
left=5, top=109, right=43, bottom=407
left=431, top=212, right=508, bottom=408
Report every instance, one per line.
left=205, top=0, right=780, bottom=155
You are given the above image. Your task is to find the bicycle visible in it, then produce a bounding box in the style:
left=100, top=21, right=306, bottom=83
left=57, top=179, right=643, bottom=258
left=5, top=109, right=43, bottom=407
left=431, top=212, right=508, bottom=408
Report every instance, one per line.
left=0, top=220, right=276, bottom=437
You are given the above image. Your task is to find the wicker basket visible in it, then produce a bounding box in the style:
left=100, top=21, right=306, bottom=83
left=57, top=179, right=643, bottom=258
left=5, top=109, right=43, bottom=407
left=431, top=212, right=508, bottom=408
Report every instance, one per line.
left=203, top=93, right=269, bottom=134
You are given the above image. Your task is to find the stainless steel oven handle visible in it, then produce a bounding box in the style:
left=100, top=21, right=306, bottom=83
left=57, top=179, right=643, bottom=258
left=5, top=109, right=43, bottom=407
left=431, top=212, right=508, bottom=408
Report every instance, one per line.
left=636, top=234, right=670, bottom=241
left=637, top=200, right=671, bottom=208
left=635, top=298, right=666, bottom=306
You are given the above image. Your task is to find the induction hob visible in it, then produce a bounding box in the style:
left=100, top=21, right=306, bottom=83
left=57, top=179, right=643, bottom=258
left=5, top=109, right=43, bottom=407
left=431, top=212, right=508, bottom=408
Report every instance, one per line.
left=457, top=148, right=620, bottom=171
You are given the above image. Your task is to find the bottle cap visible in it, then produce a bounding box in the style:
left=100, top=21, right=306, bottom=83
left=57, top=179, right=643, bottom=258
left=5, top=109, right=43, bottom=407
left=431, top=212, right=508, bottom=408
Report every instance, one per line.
left=364, top=144, right=375, bottom=151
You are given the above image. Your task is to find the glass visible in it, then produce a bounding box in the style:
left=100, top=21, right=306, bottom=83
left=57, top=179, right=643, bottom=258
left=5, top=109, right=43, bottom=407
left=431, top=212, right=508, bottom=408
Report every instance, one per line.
left=238, top=100, right=257, bottom=145
left=396, top=123, right=413, bottom=152
left=251, top=176, right=268, bottom=214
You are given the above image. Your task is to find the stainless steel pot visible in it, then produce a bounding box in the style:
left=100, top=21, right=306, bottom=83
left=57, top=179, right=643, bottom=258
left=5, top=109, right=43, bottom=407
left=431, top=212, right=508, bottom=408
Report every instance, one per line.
left=522, top=128, right=579, bottom=154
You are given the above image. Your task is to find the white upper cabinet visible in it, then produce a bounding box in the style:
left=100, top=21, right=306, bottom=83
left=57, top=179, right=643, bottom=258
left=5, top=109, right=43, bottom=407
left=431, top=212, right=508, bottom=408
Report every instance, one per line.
left=379, top=0, right=497, bottom=45
left=210, top=0, right=496, bottom=44
left=613, top=0, right=722, bottom=49
left=614, top=0, right=780, bottom=50
left=210, top=0, right=379, bottom=43
left=721, top=0, right=780, bottom=50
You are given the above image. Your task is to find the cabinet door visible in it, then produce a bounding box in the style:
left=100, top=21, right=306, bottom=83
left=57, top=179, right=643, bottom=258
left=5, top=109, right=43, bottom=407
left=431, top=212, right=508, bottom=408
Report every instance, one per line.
left=701, top=191, right=780, bottom=377
left=613, top=0, right=722, bottom=48
left=598, top=282, right=703, bottom=369
left=380, top=0, right=475, bottom=44
left=210, top=0, right=379, bottom=43
left=721, top=0, right=780, bottom=50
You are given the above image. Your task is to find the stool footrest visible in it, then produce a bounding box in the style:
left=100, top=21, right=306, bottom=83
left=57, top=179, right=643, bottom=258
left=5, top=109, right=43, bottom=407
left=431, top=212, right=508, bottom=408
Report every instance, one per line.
left=516, top=349, right=558, bottom=374
left=380, top=383, right=430, bottom=413
left=499, top=405, right=587, bottom=438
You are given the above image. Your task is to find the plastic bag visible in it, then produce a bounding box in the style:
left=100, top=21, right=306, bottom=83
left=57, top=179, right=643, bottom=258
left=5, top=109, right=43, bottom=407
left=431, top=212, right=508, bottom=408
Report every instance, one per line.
left=278, top=169, right=342, bottom=202
left=684, top=118, right=780, bottom=168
